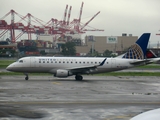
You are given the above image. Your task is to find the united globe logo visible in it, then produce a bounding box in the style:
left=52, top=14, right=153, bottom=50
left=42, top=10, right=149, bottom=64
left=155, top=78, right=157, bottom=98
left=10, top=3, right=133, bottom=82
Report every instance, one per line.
left=122, top=43, right=144, bottom=59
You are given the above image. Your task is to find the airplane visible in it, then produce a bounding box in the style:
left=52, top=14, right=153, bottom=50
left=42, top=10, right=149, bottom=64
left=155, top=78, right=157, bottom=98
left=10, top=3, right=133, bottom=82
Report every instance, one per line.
left=6, top=33, right=159, bottom=80
left=131, top=108, right=160, bottom=120
left=146, top=49, right=157, bottom=59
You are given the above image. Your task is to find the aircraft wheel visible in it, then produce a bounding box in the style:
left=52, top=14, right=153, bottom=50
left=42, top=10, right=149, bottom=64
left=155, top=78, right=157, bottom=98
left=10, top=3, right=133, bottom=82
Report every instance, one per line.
left=25, top=76, right=29, bottom=80
left=24, top=73, right=29, bottom=80
left=75, top=75, right=83, bottom=81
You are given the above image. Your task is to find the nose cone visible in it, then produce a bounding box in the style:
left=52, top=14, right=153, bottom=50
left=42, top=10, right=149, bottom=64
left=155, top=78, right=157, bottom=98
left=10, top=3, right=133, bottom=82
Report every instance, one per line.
left=6, top=65, right=12, bottom=71
left=6, top=63, right=15, bottom=71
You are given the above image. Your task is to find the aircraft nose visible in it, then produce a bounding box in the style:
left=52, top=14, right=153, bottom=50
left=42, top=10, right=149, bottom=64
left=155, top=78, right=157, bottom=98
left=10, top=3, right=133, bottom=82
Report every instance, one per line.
left=6, top=64, right=14, bottom=71
left=6, top=65, right=11, bottom=71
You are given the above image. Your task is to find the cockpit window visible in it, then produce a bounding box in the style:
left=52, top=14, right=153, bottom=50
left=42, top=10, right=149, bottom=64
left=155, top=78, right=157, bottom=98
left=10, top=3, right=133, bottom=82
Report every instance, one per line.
left=19, top=60, right=23, bottom=63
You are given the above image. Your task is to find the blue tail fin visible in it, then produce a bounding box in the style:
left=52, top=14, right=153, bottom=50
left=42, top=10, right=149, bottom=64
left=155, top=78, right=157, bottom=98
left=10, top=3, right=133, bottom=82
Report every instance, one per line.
left=122, top=33, right=150, bottom=59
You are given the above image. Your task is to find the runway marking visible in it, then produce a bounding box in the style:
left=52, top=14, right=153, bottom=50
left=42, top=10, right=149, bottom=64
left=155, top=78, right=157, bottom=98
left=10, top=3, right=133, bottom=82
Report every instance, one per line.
left=52, top=82, right=61, bottom=85
left=105, top=115, right=133, bottom=120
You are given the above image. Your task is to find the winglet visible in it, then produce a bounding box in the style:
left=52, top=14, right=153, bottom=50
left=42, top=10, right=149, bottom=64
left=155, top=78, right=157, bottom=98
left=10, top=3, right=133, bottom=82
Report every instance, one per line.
left=122, top=33, right=150, bottom=59
left=99, top=58, right=107, bottom=66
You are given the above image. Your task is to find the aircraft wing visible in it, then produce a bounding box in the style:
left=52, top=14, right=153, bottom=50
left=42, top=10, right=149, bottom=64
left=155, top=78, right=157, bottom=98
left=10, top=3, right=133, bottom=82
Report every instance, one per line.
left=66, top=58, right=107, bottom=73
left=67, top=65, right=98, bottom=73
left=131, top=108, right=160, bottom=120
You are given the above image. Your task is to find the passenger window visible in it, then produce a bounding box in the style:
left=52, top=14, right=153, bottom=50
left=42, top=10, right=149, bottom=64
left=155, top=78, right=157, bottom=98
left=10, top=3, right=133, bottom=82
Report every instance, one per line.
left=19, top=60, right=23, bottom=63
left=43, top=61, right=45, bottom=63
left=47, top=61, right=49, bottom=63
left=83, top=62, right=85, bottom=64
left=39, top=61, right=41, bottom=63
left=51, top=61, right=53, bottom=63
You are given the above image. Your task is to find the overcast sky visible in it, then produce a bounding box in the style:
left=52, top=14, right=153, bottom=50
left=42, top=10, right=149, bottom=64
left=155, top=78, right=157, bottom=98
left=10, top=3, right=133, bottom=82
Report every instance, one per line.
left=0, top=0, right=160, bottom=43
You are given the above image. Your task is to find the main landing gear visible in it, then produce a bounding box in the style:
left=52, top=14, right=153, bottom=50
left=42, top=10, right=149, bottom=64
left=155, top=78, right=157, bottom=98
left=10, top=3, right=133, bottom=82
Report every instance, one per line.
left=75, top=75, right=83, bottom=81
left=24, top=73, right=29, bottom=80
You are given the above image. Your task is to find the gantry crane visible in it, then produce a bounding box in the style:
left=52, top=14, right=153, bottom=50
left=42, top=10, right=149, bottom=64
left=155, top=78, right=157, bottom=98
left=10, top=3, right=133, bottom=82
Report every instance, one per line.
left=0, top=2, right=104, bottom=43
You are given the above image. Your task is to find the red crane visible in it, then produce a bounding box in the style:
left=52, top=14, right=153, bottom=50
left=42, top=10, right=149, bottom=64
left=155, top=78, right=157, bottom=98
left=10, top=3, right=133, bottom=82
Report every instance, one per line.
left=156, top=30, right=160, bottom=35
left=0, top=10, right=47, bottom=42
left=0, top=2, right=104, bottom=43
left=69, top=2, right=104, bottom=34
left=67, top=6, right=72, bottom=25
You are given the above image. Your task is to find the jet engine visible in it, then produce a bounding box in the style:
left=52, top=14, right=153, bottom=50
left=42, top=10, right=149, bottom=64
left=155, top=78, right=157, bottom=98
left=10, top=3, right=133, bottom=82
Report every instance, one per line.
left=54, top=69, right=72, bottom=77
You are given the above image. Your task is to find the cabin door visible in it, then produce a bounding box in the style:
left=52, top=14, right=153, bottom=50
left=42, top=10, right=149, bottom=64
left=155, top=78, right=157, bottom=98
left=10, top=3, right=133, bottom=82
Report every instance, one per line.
left=111, top=59, right=116, bottom=68
left=30, top=57, right=36, bottom=67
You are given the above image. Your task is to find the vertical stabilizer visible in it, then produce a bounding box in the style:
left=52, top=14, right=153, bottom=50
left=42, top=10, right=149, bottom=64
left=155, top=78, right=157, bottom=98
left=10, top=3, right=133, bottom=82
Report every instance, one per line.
left=122, top=33, right=150, bottom=59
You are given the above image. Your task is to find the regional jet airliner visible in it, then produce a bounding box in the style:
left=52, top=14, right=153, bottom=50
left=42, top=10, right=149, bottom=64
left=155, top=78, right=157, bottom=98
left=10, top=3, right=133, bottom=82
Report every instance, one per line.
left=6, top=33, right=160, bottom=80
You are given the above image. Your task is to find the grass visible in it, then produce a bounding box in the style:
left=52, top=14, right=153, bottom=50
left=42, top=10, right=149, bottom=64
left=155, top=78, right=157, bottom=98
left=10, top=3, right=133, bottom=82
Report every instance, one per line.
left=137, top=64, right=160, bottom=69
left=96, top=72, right=160, bottom=76
left=0, top=60, right=15, bottom=68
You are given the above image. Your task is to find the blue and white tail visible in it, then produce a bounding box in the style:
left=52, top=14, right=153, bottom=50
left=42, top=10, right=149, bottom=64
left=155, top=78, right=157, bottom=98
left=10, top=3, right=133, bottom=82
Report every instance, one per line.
left=122, top=33, right=150, bottom=59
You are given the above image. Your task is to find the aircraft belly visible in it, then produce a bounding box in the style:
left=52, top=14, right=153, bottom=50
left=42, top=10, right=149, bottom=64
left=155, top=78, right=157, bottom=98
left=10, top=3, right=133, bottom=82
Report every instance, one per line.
left=86, top=68, right=113, bottom=74
left=97, top=68, right=110, bottom=72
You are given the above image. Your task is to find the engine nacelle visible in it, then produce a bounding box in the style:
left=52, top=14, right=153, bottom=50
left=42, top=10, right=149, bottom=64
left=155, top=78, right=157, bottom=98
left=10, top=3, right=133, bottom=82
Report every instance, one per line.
left=54, top=69, right=72, bottom=77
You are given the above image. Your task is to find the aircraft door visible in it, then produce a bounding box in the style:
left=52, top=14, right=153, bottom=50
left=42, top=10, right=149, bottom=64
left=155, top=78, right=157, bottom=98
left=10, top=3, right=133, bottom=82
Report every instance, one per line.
left=30, top=57, right=36, bottom=67
left=111, top=58, right=116, bottom=68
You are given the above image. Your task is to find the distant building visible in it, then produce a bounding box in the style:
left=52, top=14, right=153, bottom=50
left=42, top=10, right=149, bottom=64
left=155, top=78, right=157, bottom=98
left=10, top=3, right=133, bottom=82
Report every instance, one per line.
left=37, top=34, right=82, bottom=46
left=18, top=34, right=138, bottom=56
left=76, top=34, right=138, bottom=56
left=71, top=39, right=82, bottom=46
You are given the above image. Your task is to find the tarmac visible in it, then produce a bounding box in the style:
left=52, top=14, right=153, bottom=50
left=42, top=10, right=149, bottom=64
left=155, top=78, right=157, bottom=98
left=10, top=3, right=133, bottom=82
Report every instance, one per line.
left=0, top=75, right=160, bottom=120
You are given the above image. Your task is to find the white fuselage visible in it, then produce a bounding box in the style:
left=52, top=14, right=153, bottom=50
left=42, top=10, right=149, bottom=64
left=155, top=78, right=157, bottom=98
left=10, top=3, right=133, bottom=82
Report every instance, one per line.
left=7, top=56, right=138, bottom=74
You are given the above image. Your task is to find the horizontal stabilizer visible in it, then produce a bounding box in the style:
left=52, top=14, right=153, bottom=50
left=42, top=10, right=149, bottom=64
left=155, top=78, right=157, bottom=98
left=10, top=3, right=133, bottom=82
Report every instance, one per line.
left=130, top=60, right=150, bottom=65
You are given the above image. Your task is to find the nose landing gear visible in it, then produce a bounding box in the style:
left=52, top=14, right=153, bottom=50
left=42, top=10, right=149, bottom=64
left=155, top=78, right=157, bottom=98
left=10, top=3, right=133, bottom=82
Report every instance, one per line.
left=24, top=73, right=29, bottom=80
